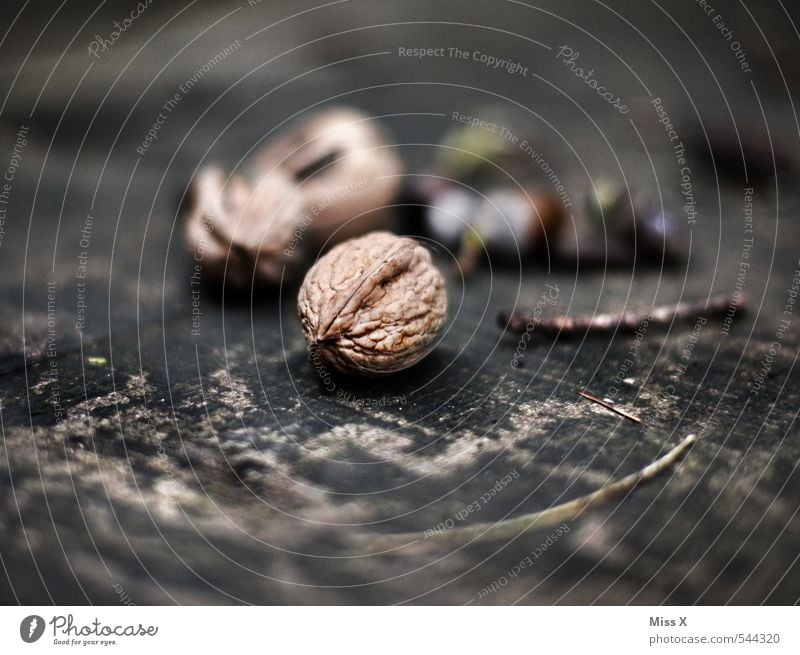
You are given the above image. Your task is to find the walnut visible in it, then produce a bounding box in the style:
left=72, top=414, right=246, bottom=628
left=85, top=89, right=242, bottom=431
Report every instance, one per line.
left=297, top=232, right=447, bottom=377
left=256, top=107, right=403, bottom=248
left=185, top=107, right=403, bottom=288
left=184, top=167, right=305, bottom=288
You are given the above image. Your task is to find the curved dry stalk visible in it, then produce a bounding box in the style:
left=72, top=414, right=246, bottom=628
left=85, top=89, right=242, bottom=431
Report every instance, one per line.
left=360, top=433, right=697, bottom=553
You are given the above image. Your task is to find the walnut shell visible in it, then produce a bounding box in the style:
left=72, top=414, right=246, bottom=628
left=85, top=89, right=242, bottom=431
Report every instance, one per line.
left=297, top=232, right=447, bottom=377
left=256, top=107, right=403, bottom=248
left=184, top=167, right=305, bottom=288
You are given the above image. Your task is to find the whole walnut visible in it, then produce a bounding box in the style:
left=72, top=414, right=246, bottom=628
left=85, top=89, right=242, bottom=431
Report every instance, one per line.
left=297, top=232, right=447, bottom=377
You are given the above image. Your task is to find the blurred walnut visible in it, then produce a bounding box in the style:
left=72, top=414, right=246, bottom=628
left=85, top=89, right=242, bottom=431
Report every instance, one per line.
left=185, top=107, right=403, bottom=289
left=256, top=107, right=403, bottom=248
left=297, top=232, right=447, bottom=377
left=184, top=167, right=305, bottom=288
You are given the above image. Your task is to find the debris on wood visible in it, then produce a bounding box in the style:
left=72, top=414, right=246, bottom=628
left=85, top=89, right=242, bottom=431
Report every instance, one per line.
left=361, top=433, right=697, bottom=552
left=499, top=293, right=743, bottom=336
left=578, top=390, right=641, bottom=424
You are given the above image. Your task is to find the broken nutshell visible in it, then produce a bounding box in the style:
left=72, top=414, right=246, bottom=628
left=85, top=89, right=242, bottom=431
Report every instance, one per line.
left=184, top=167, right=305, bottom=288
left=185, top=107, right=403, bottom=288
left=297, top=231, right=447, bottom=377
left=256, top=107, right=404, bottom=249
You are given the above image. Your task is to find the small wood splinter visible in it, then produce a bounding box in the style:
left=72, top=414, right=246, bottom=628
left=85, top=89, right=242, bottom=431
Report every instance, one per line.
left=579, top=390, right=641, bottom=424
left=360, top=433, right=697, bottom=553
left=499, top=293, right=744, bottom=336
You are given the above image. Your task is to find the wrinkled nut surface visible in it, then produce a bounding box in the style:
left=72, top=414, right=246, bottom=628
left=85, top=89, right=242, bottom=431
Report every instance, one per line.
left=298, top=232, right=447, bottom=377
left=184, top=167, right=305, bottom=287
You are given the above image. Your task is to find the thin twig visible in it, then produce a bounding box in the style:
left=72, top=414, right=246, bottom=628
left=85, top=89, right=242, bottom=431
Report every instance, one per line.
left=579, top=390, right=641, bottom=424
left=499, top=293, right=743, bottom=335
left=360, top=433, right=697, bottom=553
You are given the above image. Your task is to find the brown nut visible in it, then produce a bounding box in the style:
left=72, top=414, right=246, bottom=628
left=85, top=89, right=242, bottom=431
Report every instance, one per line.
left=257, top=107, right=403, bottom=248
left=519, top=189, right=565, bottom=252
left=184, top=167, right=305, bottom=288
left=297, top=232, right=447, bottom=377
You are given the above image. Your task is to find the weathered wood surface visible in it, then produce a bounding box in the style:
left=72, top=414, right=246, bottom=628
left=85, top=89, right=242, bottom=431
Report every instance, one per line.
left=1, top=0, right=799, bottom=604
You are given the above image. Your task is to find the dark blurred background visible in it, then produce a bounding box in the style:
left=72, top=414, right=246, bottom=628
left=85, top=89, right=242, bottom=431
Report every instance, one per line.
left=1, top=0, right=799, bottom=604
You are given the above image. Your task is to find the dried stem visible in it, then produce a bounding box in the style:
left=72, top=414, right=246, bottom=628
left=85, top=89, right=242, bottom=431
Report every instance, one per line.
left=579, top=390, right=641, bottom=424
left=499, top=293, right=743, bottom=336
left=360, top=433, right=696, bottom=553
